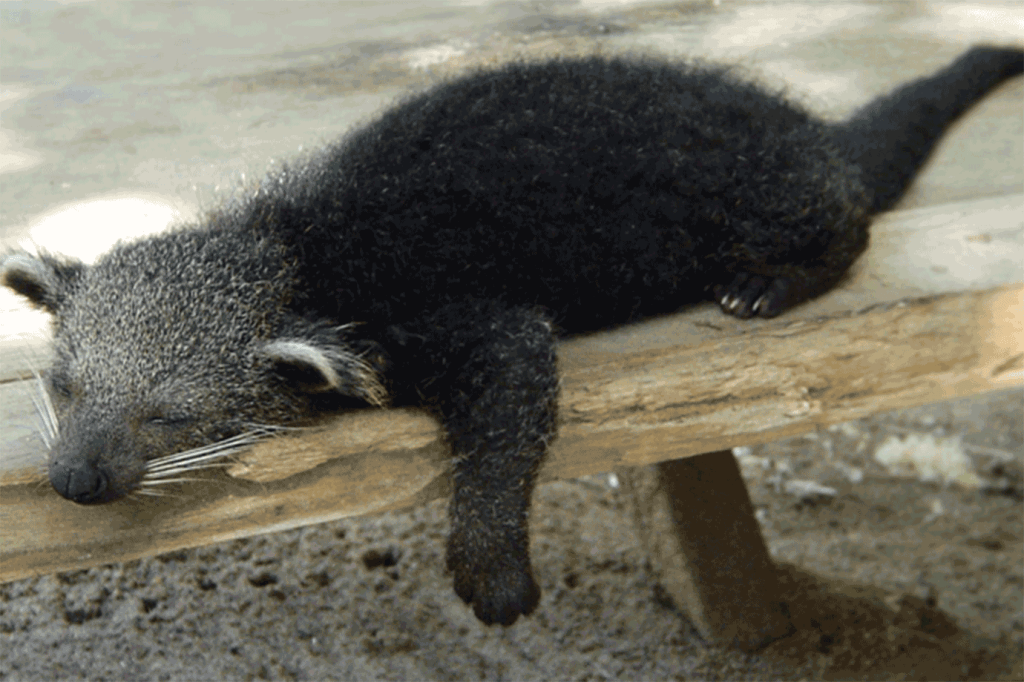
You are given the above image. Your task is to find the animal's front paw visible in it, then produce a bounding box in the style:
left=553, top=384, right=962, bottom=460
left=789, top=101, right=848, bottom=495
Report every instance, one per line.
left=714, top=273, right=793, bottom=319
left=447, top=540, right=541, bottom=626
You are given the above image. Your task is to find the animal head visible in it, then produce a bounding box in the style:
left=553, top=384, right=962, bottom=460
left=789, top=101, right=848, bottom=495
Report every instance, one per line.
left=2, top=229, right=385, bottom=504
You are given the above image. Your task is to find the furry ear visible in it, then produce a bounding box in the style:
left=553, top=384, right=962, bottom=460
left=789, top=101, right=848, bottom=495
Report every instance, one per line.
left=1, top=252, right=86, bottom=314
left=264, top=337, right=389, bottom=407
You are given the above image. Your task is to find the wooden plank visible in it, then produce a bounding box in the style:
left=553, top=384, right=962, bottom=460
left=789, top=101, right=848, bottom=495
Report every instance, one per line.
left=1, top=194, right=1022, bottom=582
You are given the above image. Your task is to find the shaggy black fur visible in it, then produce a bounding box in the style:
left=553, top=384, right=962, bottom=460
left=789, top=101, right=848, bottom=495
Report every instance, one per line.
left=4, top=47, right=1021, bottom=627
left=204, top=47, right=1024, bottom=625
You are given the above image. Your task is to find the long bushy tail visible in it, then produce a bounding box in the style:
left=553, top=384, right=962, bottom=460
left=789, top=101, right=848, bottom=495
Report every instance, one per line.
left=835, top=46, right=1023, bottom=213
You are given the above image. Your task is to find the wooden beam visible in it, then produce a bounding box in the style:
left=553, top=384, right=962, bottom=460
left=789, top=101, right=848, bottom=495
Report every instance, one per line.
left=622, top=453, right=796, bottom=651
left=1, top=194, right=1021, bottom=583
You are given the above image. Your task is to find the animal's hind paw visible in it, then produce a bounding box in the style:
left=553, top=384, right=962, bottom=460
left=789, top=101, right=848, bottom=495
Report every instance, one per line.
left=447, top=544, right=541, bottom=626
left=714, top=273, right=793, bottom=319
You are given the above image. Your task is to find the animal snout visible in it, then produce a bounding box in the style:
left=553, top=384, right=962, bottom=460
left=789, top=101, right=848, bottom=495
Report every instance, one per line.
left=49, top=458, right=112, bottom=504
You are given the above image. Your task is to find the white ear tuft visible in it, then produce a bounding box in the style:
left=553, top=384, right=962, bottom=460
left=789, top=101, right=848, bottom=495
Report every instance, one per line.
left=2, top=252, right=85, bottom=314
left=264, top=338, right=388, bottom=406
left=265, top=340, right=343, bottom=391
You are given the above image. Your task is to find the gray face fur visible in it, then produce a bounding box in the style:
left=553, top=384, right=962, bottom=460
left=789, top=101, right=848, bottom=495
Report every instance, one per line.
left=2, top=227, right=384, bottom=504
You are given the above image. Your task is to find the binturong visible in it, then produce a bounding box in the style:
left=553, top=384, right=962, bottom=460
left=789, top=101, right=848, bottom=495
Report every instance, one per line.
left=3, top=46, right=1022, bottom=626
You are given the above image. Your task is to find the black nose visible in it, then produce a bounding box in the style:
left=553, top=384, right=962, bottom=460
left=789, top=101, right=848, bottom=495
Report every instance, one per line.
left=49, top=459, right=111, bottom=504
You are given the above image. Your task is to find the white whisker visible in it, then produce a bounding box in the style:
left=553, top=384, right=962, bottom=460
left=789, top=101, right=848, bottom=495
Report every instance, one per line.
left=148, top=443, right=249, bottom=469
left=141, top=476, right=202, bottom=486
left=141, top=425, right=286, bottom=485
left=145, top=436, right=261, bottom=468
left=145, top=462, right=236, bottom=477
left=26, top=367, right=58, bottom=450
left=132, top=488, right=176, bottom=499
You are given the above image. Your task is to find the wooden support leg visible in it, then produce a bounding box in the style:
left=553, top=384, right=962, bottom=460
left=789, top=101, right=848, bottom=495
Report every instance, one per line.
left=622, top=450, right=794, bottom=651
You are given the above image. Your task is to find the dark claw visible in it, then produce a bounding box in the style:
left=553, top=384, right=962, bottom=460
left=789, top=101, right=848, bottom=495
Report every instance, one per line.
left=714, top=273, right=793, bottom=319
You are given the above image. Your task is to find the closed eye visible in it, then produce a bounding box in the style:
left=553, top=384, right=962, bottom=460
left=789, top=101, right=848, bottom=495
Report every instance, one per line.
left=146, top=415, right=196, bottom=428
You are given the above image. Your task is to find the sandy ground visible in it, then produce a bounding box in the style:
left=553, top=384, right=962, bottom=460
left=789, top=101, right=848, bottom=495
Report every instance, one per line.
left=1, top=1, right=1022, bottom=680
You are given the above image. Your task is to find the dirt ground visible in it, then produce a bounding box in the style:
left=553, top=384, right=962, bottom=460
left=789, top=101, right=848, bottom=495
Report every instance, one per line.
left=1, top=389, right=1021, bottom=681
